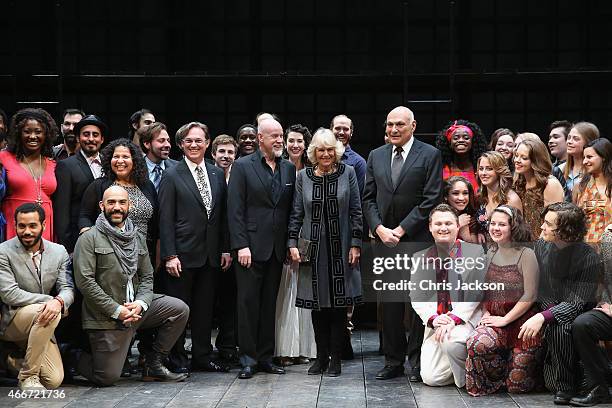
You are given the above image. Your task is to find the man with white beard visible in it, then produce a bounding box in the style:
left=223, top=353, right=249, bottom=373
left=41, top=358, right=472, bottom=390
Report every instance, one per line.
left=228, top=118, right=296, bottom=379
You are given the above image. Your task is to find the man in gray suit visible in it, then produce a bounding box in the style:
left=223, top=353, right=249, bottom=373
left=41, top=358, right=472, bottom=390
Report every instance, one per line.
left=0, top=203, right=74, bottom=390
left=73, top=186, right=189, bottom=386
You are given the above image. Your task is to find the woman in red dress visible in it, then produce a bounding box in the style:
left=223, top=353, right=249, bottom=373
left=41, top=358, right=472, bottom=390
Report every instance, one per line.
left=0, top=108, right=58, bottom=241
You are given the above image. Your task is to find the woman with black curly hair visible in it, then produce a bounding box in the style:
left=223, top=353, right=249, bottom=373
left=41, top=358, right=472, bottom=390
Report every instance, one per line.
left=78, top=138, right=158, bottom=243
left=436, top=119, right=488, bottom=193
left=0, top=108, right=58, bottom=241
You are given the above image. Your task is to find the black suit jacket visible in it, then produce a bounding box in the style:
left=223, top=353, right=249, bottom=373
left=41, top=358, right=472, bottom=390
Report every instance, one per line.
left=78, top=177, right=159, bottom=241
left=53, top=152, right=95, bottom=253
left=363, top=139, right=442, bottom=242
left=228, top=151, right=296, bottom=263
left=158, top=159, right=227, bottom=269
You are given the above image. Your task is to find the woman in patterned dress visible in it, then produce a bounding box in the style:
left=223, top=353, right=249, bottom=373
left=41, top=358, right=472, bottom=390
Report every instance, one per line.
left=513, top=138, right=564, bottom=240
left=573, top=138, right=612, bottom=246
left=465, top=205, right=543, bottom=396
left=435, top=119, right=488, bottom=193
left=287, top=128, right=362, bottom=377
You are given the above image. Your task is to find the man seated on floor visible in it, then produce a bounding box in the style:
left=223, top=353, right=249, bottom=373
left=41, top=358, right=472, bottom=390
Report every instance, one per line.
left=0, top=203, right=74, bottom=390
left=73, top=185, right=190, bottom=386
left=411, top=204, right=485, bottom=387
left=519, top=202, right=600, bottom=405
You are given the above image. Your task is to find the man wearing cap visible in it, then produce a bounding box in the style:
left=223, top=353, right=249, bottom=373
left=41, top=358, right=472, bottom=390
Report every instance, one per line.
left=53, top=114, right=106, bottom=371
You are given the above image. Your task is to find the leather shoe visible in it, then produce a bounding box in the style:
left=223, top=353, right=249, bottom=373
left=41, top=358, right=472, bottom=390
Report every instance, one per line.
left=327, top=358, right=341, bottom=377
left=308, top=358, right=329, bottom=375
left=164, top=359, right=190, bottom=374
left=408, top=372, right=422, bottom=382
left=553, top=390, right=575, bottom=405
left=238, top=366, right=256, bottom=379
left=376, top=365, right=405, bottom=380
left=258, top=363, right=285, bottom=374
left=142, top=353, right=188, bottom=382
left=192, top=360, right=230, bottom=373
left=569, top=384, right=610, bottom=406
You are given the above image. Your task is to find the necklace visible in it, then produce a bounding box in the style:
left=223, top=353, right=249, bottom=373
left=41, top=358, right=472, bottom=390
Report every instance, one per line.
left=315, top=163, right=337, bottom=176
left=24, top=155, right=43, bottom=206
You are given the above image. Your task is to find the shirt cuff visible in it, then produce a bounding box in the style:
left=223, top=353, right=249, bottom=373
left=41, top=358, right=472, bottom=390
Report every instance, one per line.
left=135, top=300, right=148, bottom=312
left=541, top=309, right=555, bottom=323
left=447, top=313, right=464, bottom=325
left=111, top=306, right=122, bottom=320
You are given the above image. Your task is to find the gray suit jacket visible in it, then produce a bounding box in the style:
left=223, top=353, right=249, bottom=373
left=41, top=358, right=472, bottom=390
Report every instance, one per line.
left=0, top=237, right=74, bottom=336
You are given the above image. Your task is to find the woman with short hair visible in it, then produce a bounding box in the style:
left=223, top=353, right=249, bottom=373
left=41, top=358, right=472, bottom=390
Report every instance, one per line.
left=287, top=128, right=362, bottom=377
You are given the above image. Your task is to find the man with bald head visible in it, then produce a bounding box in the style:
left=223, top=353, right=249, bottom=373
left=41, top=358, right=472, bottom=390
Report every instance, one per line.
left=363, top=106, right=443, bottom=381
left=228, top=118, right=296, bottom=379
left=73, top=186, right=189, bottom=386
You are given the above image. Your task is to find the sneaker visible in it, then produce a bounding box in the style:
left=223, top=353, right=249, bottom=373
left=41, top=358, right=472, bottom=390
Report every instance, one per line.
left=19, top=375, right=46, bottom=390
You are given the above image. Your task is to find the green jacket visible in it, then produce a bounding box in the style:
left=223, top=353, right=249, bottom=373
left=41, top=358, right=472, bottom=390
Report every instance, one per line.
left=73, top=227, right=154, bottom=330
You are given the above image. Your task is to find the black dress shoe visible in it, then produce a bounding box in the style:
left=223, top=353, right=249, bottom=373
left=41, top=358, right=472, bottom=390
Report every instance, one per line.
left=569, top=384, right=610, bottom=406
left=238, top=366, right=256, bottom=379
left=192, top=360, right=230, bottom=373
left=408, top=372, right=422, bottom=382
left=554, top=390, right=575, bottom=405
left=258, top=363, right=285, bottom=374
left=327, top=358, right=341, bottom=377
left=308, top=358, right=329, bottom=375
left=376, top=365, right=405, bottom=380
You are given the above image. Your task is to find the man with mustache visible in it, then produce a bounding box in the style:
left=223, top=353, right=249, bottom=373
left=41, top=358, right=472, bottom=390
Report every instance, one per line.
left=137, top=122, right=179, bottom=193
left=0, top=203, right=74, bottom=390
left=228, top=118, right=296, bottom=379
left=73, top=186, right=189, bottom=386
left=158, top=122, right=231, bottom=374
left=53, top=109, right=85, bottom=160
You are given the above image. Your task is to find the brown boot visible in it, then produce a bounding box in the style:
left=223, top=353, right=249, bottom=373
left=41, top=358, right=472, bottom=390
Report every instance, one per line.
left=142, top=353, right=188, bottom=382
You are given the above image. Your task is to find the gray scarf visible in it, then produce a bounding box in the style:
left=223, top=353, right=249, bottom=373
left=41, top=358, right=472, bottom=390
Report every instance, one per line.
left=95, top=212, right=139, bottom=280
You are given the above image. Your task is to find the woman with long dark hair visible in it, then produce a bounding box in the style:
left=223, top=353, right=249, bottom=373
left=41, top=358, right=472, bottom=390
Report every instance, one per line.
left=574, top=138, right=612, bottom=245
left=564, top=122, right=600, bottom=196
left=0, top=108, right=57, bottom=241
left=443, top=176, right=479, bottom=243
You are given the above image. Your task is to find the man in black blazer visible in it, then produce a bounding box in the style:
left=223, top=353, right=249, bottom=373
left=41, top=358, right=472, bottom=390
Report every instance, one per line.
left=52, top=114, right=107, bottom=374
left=159, top=121, right=232, bottom=373
left=54, top=115, right=106, bottom=254
left=136, top=121, right=179, bottom=193
left=228, top=118, right=296, bottom=379
left=363, top=106, right=442, bottom=381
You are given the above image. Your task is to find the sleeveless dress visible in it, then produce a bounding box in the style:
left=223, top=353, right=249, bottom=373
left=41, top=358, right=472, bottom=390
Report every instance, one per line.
left=0, top=151, right=56, bottom=241
left=576, top=178, right=612, bottom=245
left=465, top=248, right=543, bottom=396
left=443, top=164, right=479, bottom=193
left=518, top=188, right=544, bottom=241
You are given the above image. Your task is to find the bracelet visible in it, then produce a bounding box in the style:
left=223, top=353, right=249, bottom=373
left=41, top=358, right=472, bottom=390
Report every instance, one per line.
left=54, top=296, right=65, bottom=311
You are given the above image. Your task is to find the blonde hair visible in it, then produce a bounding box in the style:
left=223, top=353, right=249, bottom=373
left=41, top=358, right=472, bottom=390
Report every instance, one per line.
left=478, top=151, right=513, bottom=206
left=307, top=128, right=345, bottom=165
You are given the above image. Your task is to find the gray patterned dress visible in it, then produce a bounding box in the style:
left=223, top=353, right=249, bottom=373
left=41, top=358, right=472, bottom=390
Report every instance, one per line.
left=114, top=182, right=154, bottom=239
left=287, top=164, right=363, bottom=309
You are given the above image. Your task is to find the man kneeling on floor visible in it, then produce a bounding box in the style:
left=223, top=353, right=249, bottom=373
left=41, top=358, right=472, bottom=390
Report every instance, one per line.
left=0, top=203, right=74, bottom=390
left=73, top=185, right=189, bottom=386
left=411, top=204, right=485, bottom=387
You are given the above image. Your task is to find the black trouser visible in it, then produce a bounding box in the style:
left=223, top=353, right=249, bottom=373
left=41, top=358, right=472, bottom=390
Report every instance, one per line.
left=543, top=322, right=577, bottom=392
left=573, top=309, right=612, bottom=388
left=312, top=308, right=346, bottom=360
left=214, top=265, right=238, bottom=359
left=381, top=301, right=424, bottom=371
left=163, top=263, right=217, bottom=367
left=235, top=256, right=283, bottom=367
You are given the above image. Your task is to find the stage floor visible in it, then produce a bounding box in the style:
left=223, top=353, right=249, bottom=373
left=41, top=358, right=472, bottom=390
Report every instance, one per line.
left=0, top=330, right=608, bottom=407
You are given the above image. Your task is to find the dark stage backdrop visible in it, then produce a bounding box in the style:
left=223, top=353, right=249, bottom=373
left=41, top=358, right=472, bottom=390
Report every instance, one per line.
left=1, top=0, right=611, bottom=158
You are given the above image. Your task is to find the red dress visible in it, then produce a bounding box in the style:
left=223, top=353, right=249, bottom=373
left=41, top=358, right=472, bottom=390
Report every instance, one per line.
left=0, top=151, right=57, bottom=241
